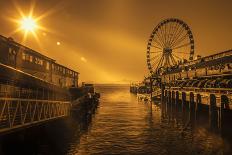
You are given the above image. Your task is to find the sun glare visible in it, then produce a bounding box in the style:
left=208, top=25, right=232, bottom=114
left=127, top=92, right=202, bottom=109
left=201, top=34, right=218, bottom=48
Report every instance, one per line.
left=7, top=1, right=55, bottom=45
left=20, top=17, right=37, bottom=32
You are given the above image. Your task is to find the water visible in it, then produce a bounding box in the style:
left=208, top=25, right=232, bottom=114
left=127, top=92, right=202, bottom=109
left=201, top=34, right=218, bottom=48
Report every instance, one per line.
left=70, top=85, right=232, bottom=154
left=1, top=85, right=232, bottom=154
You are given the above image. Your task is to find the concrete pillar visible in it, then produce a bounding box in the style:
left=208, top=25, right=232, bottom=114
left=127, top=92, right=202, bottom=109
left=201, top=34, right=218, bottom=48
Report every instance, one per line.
left=150, top=78, right=153, bottom=100
left=190, top=92, right=195, bottom=110
left=171, top=91, right=175, bottom=104
left=189, top=92, right=196, bottom=123
left=209, top=94, right=218, bottom=129
left=161, top=84, right=165, bottom=103
left=196, top=94, right=201, bottom=109
left=164, top=90, right=167, bottom=103
left=168, top=91, right=171, bottom=104
left=221, top=95, right=229, bottom=126
left=221, top=95, right=229, bottom=109
left=182, top=92, right=186, bottom=107
left=175, top=91, right=179, bottom=105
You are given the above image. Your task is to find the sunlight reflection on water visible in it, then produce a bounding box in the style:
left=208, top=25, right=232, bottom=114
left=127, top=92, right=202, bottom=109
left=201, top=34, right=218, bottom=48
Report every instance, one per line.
left=67, top=85, right=231, bottom=155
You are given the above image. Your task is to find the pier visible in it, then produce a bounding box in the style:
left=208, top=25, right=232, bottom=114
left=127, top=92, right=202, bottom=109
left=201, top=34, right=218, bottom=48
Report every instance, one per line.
left=130, top=18, right=232, bottom=136
left=0, top=36, right=99, bottom=136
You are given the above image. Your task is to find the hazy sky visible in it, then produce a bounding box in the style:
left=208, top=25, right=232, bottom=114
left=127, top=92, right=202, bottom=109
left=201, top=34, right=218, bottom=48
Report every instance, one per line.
left=0, top=0, right=231, bottom=83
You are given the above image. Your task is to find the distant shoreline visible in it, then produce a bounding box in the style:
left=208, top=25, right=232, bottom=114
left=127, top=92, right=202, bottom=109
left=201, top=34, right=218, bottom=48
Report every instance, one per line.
left=94, top=83, right=130, bottom=86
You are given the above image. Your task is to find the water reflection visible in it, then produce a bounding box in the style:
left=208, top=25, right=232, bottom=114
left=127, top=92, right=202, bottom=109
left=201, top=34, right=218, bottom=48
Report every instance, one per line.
left=0, top=101, right=97, bottom=155
left=1, top=85, right=231, bottom=155
left=71, top=85, right=231, bottom=155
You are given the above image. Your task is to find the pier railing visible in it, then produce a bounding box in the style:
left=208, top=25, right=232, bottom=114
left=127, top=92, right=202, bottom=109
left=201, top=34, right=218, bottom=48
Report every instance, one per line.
left=169, top=87, right=232, bottom=94
left=0, top=98, right=70, bottom=134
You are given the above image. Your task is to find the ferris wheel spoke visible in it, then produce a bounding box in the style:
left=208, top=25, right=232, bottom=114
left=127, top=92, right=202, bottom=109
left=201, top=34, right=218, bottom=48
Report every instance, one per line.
left=170, top=27, right=185, bottom=47
left=167, top=22, right=175, bottom=46
left=150, top=50, right=162, bottom=53
left=172, top=42, right=191, bottom=50
left=155, top=55, right=164, bottom=72
left=172, top=54, right=184, bottom=64
left=166, top=22, right=172, bottom=46
left=151, top=44, right=162, bottom=50
left=165, top=22, right=171, bottom=46
left=165, top=59, right=170, bottom=67
left=150, top=56, right=160, bottom=62
left=161, top=56, right=166, bottom=67
left=165, top=23, right=171, bottom=46
left=171, top=29, right=185, bottom=47
left=169, top=23, right=182, bottom=47
left=151, top=55, right=162, bottom=68
left=159, top=26, right=167, bottom=46
left=169, top=25, right=182, bottom=45
left=173, top=50, right=190, bottom=54
left=152, top=35, right=165, bottom=47
left=163, top=23, right=167, bottom=46
left=168, top=23, right=174, bottom=46
left=152, top=39, right=164, bottom=48
left=160, top=23, right=168, bottom=47
left=171, top=33, right=189, bottom=48
left=156, top=29, right=166, bottom=46
left=156, top=31, right=166, bottom=47
left=154, top=55, right=163, bottom=70
left=151, top=53, right=162, bottom=59
left=172, top=53, right=182, bottom=60
left=168, top=55, right=172, bottom=66
left=170, top=54, right=177, bottom=65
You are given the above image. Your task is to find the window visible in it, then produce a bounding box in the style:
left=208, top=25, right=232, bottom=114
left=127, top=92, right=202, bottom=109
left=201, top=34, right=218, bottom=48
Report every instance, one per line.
left=46, top=62, right=50, bottom=70
left=35, top=57, right=43, bottom=65
left=9, top=48, right=16, bottom=55
left=22, top=52, right=26, bottom=60
left=22, top=52, right=32, bottom=62
left=52, top=64, right=54, bottom=70
left=29, top=55, right=33, bottom=62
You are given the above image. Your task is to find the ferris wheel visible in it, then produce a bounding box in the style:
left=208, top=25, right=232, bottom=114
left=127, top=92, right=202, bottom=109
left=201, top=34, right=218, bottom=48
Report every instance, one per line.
left=146, top=18, right=194, bottom=74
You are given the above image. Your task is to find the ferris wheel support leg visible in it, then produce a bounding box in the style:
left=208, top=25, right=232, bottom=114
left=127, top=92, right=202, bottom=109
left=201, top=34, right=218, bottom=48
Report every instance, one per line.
left=161, top=84, right=165, bottom=103
left=149, top=78, right=153, bottom=101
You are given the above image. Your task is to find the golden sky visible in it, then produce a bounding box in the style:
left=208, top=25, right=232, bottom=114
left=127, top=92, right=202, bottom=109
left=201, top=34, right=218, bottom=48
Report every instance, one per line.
left=0, top=0, right=231, bottom=84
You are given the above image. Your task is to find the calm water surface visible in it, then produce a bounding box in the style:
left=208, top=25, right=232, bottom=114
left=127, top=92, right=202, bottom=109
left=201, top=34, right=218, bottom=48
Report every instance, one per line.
left=2, top=85, right=231, bottom=155
left=67, top=85, right=232, bottom=155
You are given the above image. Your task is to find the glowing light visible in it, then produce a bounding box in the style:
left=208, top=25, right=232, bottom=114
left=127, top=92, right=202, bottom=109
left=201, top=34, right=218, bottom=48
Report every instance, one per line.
left=81, top=57, right=87, bottom=62
left=7, top=1, right=57, bottom=45
left=42, top=32, right=47, bottom=36
left=57, top=42, right=60, bottom=45
left=20, top=17, right=37, bottom=32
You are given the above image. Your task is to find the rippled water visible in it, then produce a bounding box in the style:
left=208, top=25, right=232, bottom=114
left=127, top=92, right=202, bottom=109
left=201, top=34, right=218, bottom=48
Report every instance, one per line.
left=1, top=85, right=232, bottom=155
left=69, top=85, right=232, bottom=155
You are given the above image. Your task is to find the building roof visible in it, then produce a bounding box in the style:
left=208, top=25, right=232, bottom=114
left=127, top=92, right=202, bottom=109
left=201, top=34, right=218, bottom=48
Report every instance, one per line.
left=0, top=34, right=79, bottom=74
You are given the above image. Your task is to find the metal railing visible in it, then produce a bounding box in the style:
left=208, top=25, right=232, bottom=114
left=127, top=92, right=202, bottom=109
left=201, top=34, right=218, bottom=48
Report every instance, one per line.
left=169, top=87, right=232, bottom=95
left=0, top=97, right=70, bottom=134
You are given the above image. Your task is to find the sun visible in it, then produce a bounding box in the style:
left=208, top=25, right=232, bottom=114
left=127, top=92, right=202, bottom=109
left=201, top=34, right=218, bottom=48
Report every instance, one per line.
left=20, top=17, right=37, bottom=32
left=7, top=1, right=55, bottom=44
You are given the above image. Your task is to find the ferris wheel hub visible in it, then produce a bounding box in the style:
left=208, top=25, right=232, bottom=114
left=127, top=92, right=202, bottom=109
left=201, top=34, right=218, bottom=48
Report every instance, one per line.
left=163, top=48, right=172, bottom=54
